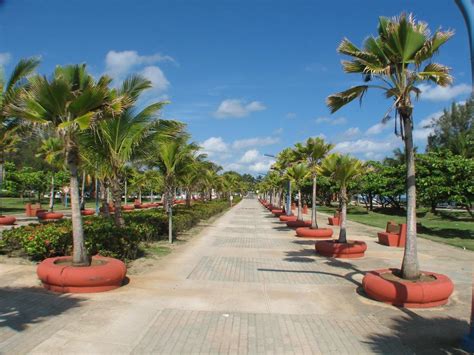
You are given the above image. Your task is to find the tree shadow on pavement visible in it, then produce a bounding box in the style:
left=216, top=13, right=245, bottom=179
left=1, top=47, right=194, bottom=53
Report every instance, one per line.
left=0, top=287, right=85, bottom=332
left=365, top=307, right=469, bottom=354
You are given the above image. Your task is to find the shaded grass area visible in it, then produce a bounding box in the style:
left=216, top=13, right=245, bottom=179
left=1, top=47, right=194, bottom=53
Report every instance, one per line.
left=0, top=197, right=159, bottom=214
left=317, top=205, right=474, bottom=251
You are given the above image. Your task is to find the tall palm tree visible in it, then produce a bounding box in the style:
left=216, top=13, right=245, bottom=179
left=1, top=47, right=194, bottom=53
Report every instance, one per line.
left=285, top=163, right=310, bottom=221
left=295, top=137, right=333, bottom=229
left=153, top=137, right=199, bottom=243
left=81, top=75, right=175, bottom=227
left=319, top=154, right=364, bottom=243
left=326, top=14, right=453, bottom=280
left=273, top=148, right=297, bottom=215
left=6, top=64, right=122, bottom=266
left=0, top=58, right=40, bottom=188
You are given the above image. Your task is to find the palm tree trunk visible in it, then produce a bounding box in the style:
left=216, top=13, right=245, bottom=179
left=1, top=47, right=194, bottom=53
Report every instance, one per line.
left=139, top=188, right=142, bottom=204
left=338, top=186, right=348, bottom=244
left=80, top=170, right=86, bottom=209
left=111, top=177, right=125, bottom=228
left=66, top=144, right=89, bottom=266
left=401, top=116, right=420, bottom=280
left=167, top=187, right=173, bottom=244
left=297, top=189, right=302, bottom=220
left=124, top=179, right=128, bottom=206
left=186, top=188, right=191, bottom=207
left=311, top=175, right=318, bottom=229
left=49, top=174, right=55, bottom=212
left=286, top=181, right=292, bottom=216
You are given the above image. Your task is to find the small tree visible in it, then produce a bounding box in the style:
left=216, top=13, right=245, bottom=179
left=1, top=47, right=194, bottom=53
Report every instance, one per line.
left=320, top=154, right=364, bottom=243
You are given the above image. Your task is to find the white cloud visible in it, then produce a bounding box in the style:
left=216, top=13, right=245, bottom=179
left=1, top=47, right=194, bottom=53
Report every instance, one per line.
left=412, top=110, right=444, bottom=141
left=240, top=149, right=260, bottom=163
left=140, top=66, right=169, bottom=92
left=249, top=160, right=275, bottom=173
left=200, top=137, right=229, bottom=156
left=366, top=122, right=389, bottom=135
left=0, top=52, right=11, bottom=66
left=334, top=138, right=399, bottom=156
left=315, top=116, right=347, bottom=125
left=232, top=136, right=279, bottom=149
left=214, top=99, right=266, bottom=118
left=105, top=50, right=174, bottom=78
left=418, top=83, right=471, bottom=101
left=286, top=112, right=297, bottom=119
left=343, top=127, right=360, bottom=137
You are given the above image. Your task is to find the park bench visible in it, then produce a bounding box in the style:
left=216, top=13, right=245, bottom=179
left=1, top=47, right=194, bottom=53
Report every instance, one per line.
left=25, top=203, right=45, bottom=217
left=377, top=221, right=406, bottom=247
left=328, top=211, right=340, bottom=226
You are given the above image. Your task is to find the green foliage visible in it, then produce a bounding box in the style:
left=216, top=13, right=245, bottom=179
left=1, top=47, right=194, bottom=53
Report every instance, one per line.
left=0, top=198, right=238, bottom=261
left=427, top=99, right=473, bottom=158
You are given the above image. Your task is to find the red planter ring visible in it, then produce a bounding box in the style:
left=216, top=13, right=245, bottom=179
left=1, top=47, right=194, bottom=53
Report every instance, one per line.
left=286, top=220, right=311, bottom=229
left=37, top=212, right=64, bottom=221
left=0, top=216, right=16, bottom=225
left=271, top=209, right=284, bottom=216
left=279, top=215, right=297, bottom=222
left=362, top=268, right=454, bottom=308
left=122, top=205, right=135, bottom=211
left=81, top=209, right=95, bottom=216
left=316, top=240, right=367, bottom=259
left=37, top=255, right=127, bottom=293
left=296, top=227, right=333, bottom=239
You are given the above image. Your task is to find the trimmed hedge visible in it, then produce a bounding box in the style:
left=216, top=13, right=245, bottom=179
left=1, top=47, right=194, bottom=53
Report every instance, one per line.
left=0, top=198, right=240, bottom=261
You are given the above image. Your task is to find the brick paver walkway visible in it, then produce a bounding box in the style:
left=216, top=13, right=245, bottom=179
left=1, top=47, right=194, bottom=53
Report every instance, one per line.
left=0, top=198, right=471, bottom=354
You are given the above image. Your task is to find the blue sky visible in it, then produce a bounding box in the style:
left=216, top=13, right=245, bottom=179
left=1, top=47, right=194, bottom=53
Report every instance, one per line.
left=0, top=0, right=472, bottom=174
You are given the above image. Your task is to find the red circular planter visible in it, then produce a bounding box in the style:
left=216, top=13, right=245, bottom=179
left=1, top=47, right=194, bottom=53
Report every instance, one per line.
left=0, top=216, right=16, bottom=225
left=286, top=220, right=311, bottom=229
left=362, top=268, right=454, bottom=308
left=279, top=215, right=297, bottom=222
left=315, top=240, right=367, bottom=258
left=37, top=212, right=64, bottom=221
left=81, top=209, right=95, bottom=216
left=271, top=209, right=284, bottom=216
left=296, top=227, right=333, bottom=239
left=122, top=205, right=135, bottom=211
left=37, top=255, right=127, bottom=293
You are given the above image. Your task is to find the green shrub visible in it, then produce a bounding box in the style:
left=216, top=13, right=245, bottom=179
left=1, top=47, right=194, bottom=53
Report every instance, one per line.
left=0, top=198, right=238, bottom=261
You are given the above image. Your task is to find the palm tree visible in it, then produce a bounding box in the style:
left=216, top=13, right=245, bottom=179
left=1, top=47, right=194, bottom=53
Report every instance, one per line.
left=6, top=64, right=122, bottom=266
left=81, top=75, right=174, bottom=227
left=320, top=154, right=364, bottom=243
left=285, top=163, right=310, bottom=221
left=153, top=137, right=199, bottom=243
left=295, top=138, right=333, bottom=229
left=0, top=58, right=40, bottom=189
left=273, top=148, right=297, bottom=215
left=326, top=14, right=453, bottom=280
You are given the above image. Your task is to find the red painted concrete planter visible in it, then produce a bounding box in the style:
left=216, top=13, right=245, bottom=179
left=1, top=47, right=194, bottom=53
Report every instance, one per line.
left=81, top=209, right=95, bottom=216
left=271, top=209, right=284, bottom=216
left=37, top=255, right=127, bottom=293
left=279, top=215, right=297, bottom=222
left=286, top=220, right=311, bottom=229
left=362, top=268, right=454, bottom=308
left=295, top=227, right=333, bottom=239
left=122, top=205, right=135, bottom=211
left=315, top=240, right=367, bottom=259
left=37, top=212, right=64, bottom=221
left=0, top=216, right=16, bottom=225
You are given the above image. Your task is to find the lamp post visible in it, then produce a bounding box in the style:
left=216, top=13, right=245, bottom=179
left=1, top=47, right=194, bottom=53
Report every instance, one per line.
left=265, top=153, right=292, bottom=216
left=455, top=1, right=474, bottom=351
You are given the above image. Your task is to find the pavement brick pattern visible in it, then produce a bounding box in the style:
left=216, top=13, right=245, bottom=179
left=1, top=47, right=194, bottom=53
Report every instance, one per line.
left=0, top=198, right=471, bottom=354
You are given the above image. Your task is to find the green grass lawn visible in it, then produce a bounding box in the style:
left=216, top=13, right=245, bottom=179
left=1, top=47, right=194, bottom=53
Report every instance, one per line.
left=316, top=205, right=474, bottom=251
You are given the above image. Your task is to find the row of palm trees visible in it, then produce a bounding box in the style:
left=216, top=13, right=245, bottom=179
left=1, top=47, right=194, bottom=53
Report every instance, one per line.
left=258, top=137, right=363, bottom=244
left=0, top=61, right=247, bottom=266
left=261, top=14, right=455, bottom=282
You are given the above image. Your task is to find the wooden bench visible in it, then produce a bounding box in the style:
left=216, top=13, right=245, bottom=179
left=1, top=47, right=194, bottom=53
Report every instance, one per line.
left=377, top=221, right=407, bottom=247
left=328, top=212, right=340, bottom=226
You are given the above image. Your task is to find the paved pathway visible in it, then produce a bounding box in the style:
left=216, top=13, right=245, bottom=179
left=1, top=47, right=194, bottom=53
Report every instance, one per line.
left=0, top=198, right=472, bottom=354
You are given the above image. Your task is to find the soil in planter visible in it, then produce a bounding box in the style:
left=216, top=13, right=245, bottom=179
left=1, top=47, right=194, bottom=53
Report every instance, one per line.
left=381, top=270, right=436, bottom=283
left=54, top=259, right=107, bottom=267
